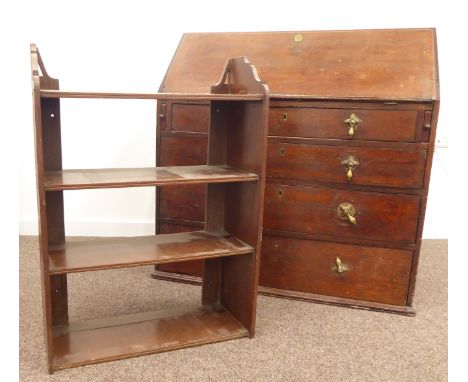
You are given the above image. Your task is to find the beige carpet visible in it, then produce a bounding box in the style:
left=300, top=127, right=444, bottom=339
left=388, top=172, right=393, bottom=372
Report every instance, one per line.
left=19, top=237, right=447, bottom=381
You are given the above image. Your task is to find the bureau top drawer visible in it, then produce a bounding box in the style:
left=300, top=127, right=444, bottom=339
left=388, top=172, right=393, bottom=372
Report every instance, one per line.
left=269, top=107, right=419, bottom=142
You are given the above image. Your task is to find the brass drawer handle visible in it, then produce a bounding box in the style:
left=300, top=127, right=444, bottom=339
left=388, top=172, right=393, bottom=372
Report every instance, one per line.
left=344, top=113, right=362, bottom=137
left=337, top=202, right=357, bottom=224
left=331, top=257, right=349, bottom=275
left=341, top=156, right=360, bottom=180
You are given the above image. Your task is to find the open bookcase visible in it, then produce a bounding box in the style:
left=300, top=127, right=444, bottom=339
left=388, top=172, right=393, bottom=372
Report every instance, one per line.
left=31, top=45, right=269, bottom=373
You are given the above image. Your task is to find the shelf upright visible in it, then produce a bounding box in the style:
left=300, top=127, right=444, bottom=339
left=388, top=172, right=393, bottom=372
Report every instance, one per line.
left=31, top=45, right=68, bottom=373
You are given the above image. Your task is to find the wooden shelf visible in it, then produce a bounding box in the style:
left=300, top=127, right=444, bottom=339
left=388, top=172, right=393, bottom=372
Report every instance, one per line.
left=32, top=46, right=268, bottom=372
left=48, top=231, right=253, bottom=274
left=44, top=165, right=259, bottom=191
left=52, top=304, right=248, bottom=370
left=40, top=89, right=263, bottom=101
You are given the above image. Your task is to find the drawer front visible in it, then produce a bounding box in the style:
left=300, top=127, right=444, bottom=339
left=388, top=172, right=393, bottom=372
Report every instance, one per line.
left=159, top=136, right=207, bottom=165
left=264, top=184, right=420, bottom=243
left=260, top=236, right=413, bottom=305
left=269, top=107, right=418, bottom=142
left=171, top=103, right=209, bottom=133
left=267, top=143, right=427, bottom=189
left=159, top=136, right=208, bottom=220
left=158, top=223, right=204, bottom=276
left=159, top=185, right=206, bottom=221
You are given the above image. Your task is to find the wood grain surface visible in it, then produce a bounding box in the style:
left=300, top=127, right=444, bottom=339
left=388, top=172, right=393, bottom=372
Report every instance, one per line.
left=263, top=184, right=420, bottom=243
left=260, top=235, right=413, bottom=305
left=162, top=29, right=437, bottom=100
left=44, top=165, right=258, bottom=191
left=49, top=231, right=253, bottom=274
left=268, top=107, right=419, bottom=142
left=267, top=142, right=426, bottom=189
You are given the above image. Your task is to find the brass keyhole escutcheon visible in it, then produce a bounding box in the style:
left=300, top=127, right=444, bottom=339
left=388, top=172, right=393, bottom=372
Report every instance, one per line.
left=341, top=156, right=360, bottom=181
left=277, top=112, right=288, bottom=129
left=337, top=202, right=357, bottom=225
left=280, top=148, right=285, bottom=156
left=278, top=190, right=283, bottom=198
left=331, top=257, right=349, bottom=275
left=274, top=241, right=279, bottom=248
left=344, top=113, right=362, bottom=137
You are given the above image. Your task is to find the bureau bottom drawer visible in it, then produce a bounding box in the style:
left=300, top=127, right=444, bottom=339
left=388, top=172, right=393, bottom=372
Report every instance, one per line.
left=260, top=236, right=413, bottom=306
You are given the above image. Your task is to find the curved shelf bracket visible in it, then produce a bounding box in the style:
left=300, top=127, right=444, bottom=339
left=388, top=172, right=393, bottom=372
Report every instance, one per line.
left=31, top=44, right=59, bottom=90
left=211, top=56, right=269, bottom=96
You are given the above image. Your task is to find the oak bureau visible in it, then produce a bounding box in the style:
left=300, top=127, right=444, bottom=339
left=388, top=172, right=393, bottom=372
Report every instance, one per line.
left=152, top=29, right=440, bottom=315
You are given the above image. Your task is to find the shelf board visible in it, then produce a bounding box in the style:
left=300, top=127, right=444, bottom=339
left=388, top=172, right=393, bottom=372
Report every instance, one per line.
left=52, top=304, right=248, bottom=370
left=44, top=165, right=258, bottom=191
left=40, top=89, right=263, bottom=101
left=48, top=231, right=253, bottom=274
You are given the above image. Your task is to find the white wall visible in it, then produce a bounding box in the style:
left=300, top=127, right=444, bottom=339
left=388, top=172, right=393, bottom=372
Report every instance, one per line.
left=14, top=0, right=449, bottom=238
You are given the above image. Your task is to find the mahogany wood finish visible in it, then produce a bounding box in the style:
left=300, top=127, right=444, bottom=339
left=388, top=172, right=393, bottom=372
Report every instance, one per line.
left=152, top=29, right=440, bottom=316
left=31, top=46, right=268, bottom=372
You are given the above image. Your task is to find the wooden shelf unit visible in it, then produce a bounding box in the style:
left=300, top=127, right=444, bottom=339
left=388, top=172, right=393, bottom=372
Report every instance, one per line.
left=31, top=44, right=269, bottom=373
